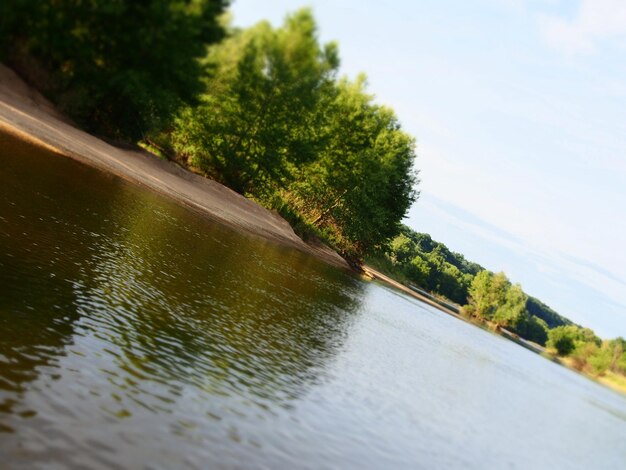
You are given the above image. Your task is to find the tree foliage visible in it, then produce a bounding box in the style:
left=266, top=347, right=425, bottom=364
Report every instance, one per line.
left=463, top=270, right=550, bottom=344
left=288, top=76, right=418, bottom=253
left=547, top=325, right=600, bottom=356
left=377, top=226, right=476, bottom=304
left=0, top=0, right=229, bottom=139
left=173, top=9, right=418, bottom=255
left=173, top=10, right=339, bottom=192
left=526, top=296, right=571, bottom=329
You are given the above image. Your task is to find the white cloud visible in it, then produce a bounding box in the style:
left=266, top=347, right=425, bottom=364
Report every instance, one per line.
left=541, top=0, right=626, bottom=54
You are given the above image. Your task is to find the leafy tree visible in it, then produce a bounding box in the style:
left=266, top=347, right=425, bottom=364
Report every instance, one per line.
left=585, top=343, right=612, bottom=375
left=493, top=283, right=528, bottom=329
left=173, top=9, right=339, bottom=193
left=289, top=75, right=418, bottom=254
left=609, top=338, right=626, bottom=372
left=547, top=326, right=577, bottom=356
left=390, top=234, right=416, bottom=264
left=515, top=315, right=549, bottom=346
left=463, top=270, right=536, bottom=332
left=580, top=338, right=626, bottom=376
left=464, top=270, right=508, bottom=319
left=547, top=325, right=600, bottom=356
left=1, top=0, right=229, bottom=140
left=406, top=255, right=431, bottom=286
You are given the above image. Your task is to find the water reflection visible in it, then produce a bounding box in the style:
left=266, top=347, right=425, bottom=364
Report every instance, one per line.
left=75, top=187, right=364, bottom=408
left=2, top=133, right=626, bottom=469
left=0, top=136, right=84, bottom=431
left=0, top=133, right=363, bottom=464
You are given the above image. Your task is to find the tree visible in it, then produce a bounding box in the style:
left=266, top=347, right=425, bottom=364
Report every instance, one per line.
left=173, top=8, right=339, bottom=193
left=547, top=326, right=577, bottom=355
left=515, top=315, right=549, bottom=346
left=406, top=255, right=431, bottom=286
left=464, top=270, right=507, bottom=319
left=526, top=296, right=571, bottom=329
left=1, top=0, right=229, bottom=140
left=390, top=234, right=416, bottom=264
left=289, top=75, right=418, bottom=254
left=492, top=283, right=528, bottom=329
left=547, top=325, right=600, bottom=357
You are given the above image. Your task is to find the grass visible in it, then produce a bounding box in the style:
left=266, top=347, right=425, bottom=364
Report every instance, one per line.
left=598, top=371, right=626, bottom=395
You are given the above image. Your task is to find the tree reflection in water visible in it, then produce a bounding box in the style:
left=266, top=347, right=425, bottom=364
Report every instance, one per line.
left=0, top=132, right=364, bottom=465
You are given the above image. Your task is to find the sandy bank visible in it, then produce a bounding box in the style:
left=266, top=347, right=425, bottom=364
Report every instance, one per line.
left=0, top=64, right=348, bottom=269
left=361, top=266, right=461, bottom=317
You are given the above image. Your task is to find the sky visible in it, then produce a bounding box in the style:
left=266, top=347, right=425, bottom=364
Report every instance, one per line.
left=230, top=0, right=626, bottom=338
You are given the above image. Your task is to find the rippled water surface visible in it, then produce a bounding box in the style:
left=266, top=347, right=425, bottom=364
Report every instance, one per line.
left=1, top=133, right=626, bottom=469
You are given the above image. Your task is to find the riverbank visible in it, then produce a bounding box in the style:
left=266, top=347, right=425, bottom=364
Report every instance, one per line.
left=0, top=64, right=461, bottom=311
left=362, top=266, right=462, bottom=317
left=3, top=65, right=626, bottom=401
left=0, top=64, right=348, bottom=270
left=556, top=356, right=626, bottom=396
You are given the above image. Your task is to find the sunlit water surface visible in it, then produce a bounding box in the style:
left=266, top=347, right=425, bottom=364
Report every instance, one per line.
left=1, top=134, right=626, bottom=469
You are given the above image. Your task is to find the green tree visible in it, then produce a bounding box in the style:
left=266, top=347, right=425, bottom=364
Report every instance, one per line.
left=464, top=270, right=508, bottom=320
left=526, top=296, right=571, bottom=329
left=515, top=315, right=549, bottom=346
left=492, top=283, right=528, bottom=329
left=547, top=325, right=600, bottom=357
left=290, top=75, right=418, bottom=254
left=173, top=9, right=339, bottom=193
left=389, top=234, right=416, bottom=264
left=1, top=0, right=229, bottom=139
left=406, top=255, right=431, bottom=286
left=547, top=326, right=578, bottom=355
left=586, top=343, right=612, bottom=375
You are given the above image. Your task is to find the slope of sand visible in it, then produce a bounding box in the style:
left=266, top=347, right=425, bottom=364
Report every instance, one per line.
left=0, top=64, right=348, bottom=269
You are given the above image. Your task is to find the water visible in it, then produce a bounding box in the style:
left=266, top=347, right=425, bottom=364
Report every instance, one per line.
left=1, top=133, right=625, bottom=469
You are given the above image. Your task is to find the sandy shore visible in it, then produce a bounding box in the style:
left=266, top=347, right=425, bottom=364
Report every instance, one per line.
left=0, top=64, right=348, bottom=269
left=362, top=266, right=461, bottom=317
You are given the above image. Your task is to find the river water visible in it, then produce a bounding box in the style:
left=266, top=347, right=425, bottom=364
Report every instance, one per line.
left=1, top=133, right=626, bottom=469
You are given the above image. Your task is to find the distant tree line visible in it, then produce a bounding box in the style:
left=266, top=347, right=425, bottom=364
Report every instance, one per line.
left=373, top=225, right=626, bottom=382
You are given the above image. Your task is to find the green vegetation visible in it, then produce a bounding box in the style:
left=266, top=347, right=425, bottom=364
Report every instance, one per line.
left=170, top=10, right=418, bottom=256
left=547, top=327, right=626, bottom=378
left=1, top=3, right=624, bottom=394
left=1, top=6, right=417, bottom=257
left=374, top=224, right=626, bottom=391
left=0, top=0, right=229, bottom=140
left=526, top=296, right=571, bottom=329
left=368, top=227, right=479, bottom=304
left=461, top=270, right=549, bottom=345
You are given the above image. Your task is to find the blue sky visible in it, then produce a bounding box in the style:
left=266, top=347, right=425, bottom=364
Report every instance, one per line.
left=230, top=0, right=626, bottom=338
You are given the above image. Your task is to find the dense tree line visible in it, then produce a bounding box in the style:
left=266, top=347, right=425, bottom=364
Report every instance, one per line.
left=0, top=5, right=418, bottom=256
left=462, top=270, right=549, bottom=345
left=377, top=226, right=626, bottom=385
left=0, top=0, right=229, bottom=140
left=546, top=327, right=626, bottom=378
left=375, top=226, right=590, bottom=347
left=171, top=10, right=418, bottom=256
left=526, top=296, right=571, bottom=329
left=371, top=226, right=485, bottom=304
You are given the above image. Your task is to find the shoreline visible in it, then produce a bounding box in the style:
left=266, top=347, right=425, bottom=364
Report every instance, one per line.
left=0, top=64, right=564, bottom=329
left=3, top=65, right=625, bottom=398
left=361, top=266, right=462, bottom=317
left=0, top=64, right=348, bottom=270
left=0, top=63, right=462, bottom=317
